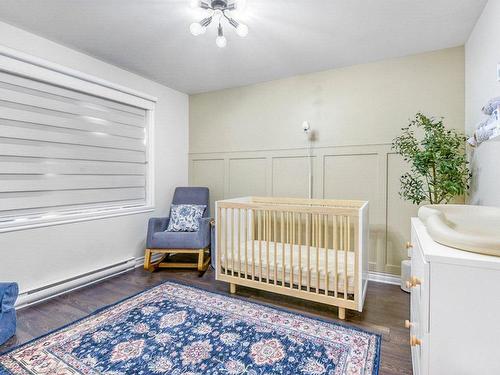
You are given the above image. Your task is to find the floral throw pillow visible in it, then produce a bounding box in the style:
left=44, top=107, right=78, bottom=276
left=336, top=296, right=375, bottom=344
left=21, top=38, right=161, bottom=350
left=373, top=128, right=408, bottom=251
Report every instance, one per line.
left=165, top=204, right=206, bottom=232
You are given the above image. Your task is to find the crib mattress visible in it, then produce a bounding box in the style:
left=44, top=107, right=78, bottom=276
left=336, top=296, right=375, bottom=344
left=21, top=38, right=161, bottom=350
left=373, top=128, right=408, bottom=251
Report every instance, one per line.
left=220, top=240, right=356, bottom=294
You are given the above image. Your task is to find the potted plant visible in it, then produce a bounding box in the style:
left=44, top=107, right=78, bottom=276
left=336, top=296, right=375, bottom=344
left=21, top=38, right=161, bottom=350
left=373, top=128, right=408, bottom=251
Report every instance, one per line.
left=392, top=113, right=469, bottom=292
left=392, top=113, right=470, bottom=205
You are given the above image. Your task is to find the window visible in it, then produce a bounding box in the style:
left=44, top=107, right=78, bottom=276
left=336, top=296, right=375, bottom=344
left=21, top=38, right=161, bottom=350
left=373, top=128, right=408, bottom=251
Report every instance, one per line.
left=0, top=49, right=156, bottom=231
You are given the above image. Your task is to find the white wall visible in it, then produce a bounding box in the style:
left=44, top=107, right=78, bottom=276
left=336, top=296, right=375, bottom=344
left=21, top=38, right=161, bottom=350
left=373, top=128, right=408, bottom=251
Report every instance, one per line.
left=466, top=0, right=500, bottom=206
left=189, top=47, right=465, bottom=276
left=0, top=21, right=189, bottom=293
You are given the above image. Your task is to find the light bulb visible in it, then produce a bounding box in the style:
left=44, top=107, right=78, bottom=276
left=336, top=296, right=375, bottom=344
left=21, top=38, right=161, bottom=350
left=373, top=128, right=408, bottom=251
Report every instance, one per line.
left=216, top=35, right=227, bottom=48
left=190, top=22, right=205, bottom=36
left=236, top=24, right=248, bottom=37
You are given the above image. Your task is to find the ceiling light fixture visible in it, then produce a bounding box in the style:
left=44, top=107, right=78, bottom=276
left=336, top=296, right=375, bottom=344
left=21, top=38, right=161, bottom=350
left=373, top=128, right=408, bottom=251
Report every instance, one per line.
left=189, top=0, right=248, bottom=48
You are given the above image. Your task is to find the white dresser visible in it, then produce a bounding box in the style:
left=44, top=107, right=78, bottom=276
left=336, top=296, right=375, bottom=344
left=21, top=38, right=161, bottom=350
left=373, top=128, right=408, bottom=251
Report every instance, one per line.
left=408, top=218, right=500, bottom=375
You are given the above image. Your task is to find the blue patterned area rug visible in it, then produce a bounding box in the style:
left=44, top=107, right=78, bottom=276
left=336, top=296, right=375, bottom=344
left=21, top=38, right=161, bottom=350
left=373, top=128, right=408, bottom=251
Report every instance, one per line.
left=0, top=282, right=380, bottom=375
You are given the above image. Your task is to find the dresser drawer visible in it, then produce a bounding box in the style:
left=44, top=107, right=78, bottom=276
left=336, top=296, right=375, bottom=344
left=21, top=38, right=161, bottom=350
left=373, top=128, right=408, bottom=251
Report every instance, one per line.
left=409, top=226, right=430, bottom=375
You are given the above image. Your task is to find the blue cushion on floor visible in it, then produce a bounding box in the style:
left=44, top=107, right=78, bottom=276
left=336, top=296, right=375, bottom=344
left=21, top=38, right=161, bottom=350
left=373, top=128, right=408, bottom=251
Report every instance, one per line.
left=0, top=282, right=18, bottom=346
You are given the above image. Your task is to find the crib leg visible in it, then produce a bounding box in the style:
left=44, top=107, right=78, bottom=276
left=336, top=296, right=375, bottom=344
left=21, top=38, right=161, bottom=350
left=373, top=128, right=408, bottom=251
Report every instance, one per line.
left=229, top=283, right=236, bottom=294
left=338, top=307, right=346, bottom=320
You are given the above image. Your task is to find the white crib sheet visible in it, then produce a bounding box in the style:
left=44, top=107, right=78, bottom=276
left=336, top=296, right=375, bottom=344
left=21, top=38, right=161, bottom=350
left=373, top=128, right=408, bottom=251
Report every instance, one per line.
left=220, top=240, right=355, bottom=294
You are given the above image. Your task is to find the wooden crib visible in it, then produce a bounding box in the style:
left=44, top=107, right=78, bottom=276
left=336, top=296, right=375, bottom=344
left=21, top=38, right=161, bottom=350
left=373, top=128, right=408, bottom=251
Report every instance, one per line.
left=215, top=197, right=369, bottom=319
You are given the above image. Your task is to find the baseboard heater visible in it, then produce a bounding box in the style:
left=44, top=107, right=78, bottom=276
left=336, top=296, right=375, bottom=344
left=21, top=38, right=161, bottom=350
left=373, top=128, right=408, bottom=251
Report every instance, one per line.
left=15, top=258, right=136, bottom=310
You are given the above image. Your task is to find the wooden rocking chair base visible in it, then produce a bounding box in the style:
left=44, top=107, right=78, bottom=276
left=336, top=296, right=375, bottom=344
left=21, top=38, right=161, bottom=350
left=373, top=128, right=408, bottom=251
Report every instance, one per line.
left=144, top=248, right=210, bottom=274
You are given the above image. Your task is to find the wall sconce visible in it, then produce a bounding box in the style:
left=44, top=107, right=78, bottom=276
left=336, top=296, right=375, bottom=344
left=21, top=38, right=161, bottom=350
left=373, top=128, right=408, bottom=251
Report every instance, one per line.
left=302, top=120, right=311, bottom=133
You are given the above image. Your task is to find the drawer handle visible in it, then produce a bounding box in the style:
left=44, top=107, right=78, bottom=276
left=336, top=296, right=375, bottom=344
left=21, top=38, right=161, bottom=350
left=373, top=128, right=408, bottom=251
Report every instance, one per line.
left=406, top=276, right=422, bottom=288
left=404, top=320, right=413, bottom=328
left=410, top=335, right=422, bottom=346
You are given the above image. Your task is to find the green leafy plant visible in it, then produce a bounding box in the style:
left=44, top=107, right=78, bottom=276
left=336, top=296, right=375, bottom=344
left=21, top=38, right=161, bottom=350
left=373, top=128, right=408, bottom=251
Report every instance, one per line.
left=392, top=113, right=469, bottom=205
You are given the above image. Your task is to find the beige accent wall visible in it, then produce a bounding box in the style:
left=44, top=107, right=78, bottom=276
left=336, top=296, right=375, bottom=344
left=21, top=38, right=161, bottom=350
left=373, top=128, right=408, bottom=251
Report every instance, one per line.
left=189, top=47, right=465, bottom=276
left=466, top=0, right=500, bottom=207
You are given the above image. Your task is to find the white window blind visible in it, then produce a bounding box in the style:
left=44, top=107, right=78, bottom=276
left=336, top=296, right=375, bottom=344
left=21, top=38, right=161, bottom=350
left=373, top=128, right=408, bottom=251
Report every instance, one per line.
left=0, top=53, right=155, bottom=231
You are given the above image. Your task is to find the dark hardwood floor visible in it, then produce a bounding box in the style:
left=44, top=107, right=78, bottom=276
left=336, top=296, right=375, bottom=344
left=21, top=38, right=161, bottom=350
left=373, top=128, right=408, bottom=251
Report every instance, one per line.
left=1, top=267, right=412, bottom=374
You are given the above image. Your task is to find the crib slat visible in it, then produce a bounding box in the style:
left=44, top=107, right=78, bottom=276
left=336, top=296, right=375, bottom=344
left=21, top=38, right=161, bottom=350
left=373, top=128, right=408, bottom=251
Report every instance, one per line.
left=237, top=208, right=241, bottom=278
left=262, top=210, right=265, bottom=281
left=340, top=215, right=344, bottom=297
left=298, top=213, right=302, bottom=291
left=231, top=208, right=235, bottom=276
left=287, top=211, right=290, bottom=243
left=225, top=208, right=228, bottom=276
left=274, top=211, right=278, bottom=286
left=251, top=210, right=255, bottom=281
left=244, top=208, right=248, bottom=278
left=344, top=216, right=348, bottom=299
left=348, top=215, right=351, bottom=252
left=281, top=211, right=285, bottom=288
left=251, top=210, right=255, bottom=240
left=325, top=214, right=329, bottom=296
left=258, top=210, right=262, bottom=282
left=306, top=213, right=310, bottom=292
left=311, top=213, right=314, bottom=247
left=287, top=211, right=291, bottom=287
left=263, top=210, right=266, bottom=282
left=316, top=214, right=320, bottom=294
left=334, top=215, right=338, bottom=297
left=266, top=210, right=270, bottom=284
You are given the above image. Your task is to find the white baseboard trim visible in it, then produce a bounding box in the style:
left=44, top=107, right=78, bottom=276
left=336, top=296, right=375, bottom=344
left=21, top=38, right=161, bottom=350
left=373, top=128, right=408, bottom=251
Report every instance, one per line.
left=16, top=258, right=136, bottom=310
left=368, top=271, right=401, bottom=285
left=135, top=255, right=146, bottom=268
left=134, top=253, right=164, bottom=269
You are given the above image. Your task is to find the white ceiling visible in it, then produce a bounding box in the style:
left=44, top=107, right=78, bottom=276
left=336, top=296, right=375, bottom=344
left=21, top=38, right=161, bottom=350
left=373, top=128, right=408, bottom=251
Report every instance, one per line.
left=0, top=0, right=487, bottom=94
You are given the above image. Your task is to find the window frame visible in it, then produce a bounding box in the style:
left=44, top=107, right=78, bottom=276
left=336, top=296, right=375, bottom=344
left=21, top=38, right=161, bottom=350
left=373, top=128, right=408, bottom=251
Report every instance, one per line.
left=0, top=45, right=157, bottom=233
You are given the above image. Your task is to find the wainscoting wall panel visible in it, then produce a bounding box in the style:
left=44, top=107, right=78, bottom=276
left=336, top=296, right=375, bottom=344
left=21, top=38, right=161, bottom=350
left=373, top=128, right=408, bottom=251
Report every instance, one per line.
left=272, top=156, right=311, bottom=198
left=229, top=158, right=267, bottom=198
left=189, top=144, right=415, bottom=276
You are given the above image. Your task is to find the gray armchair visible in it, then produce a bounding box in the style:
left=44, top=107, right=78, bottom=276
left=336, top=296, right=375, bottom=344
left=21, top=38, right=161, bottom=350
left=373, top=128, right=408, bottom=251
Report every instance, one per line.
left=144, top=187, right=212, bottom=273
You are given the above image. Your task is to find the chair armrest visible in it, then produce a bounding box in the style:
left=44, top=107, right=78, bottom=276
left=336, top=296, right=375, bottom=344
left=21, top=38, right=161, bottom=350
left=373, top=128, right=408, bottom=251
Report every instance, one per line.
left=146, top=217, right=170, bottom=247
left=198, top=217, right=212, bottom=233
left=196, top=217, right=213, bottom=248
